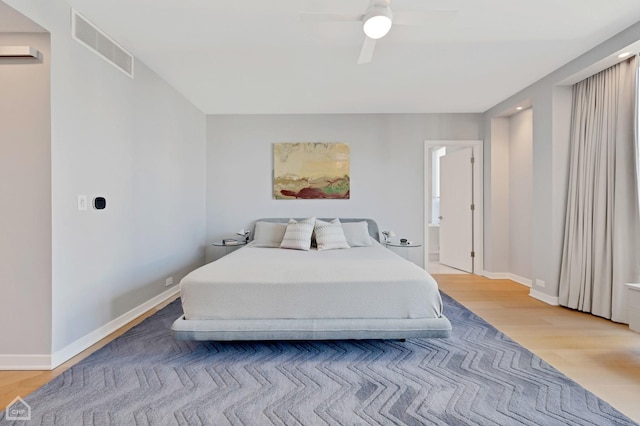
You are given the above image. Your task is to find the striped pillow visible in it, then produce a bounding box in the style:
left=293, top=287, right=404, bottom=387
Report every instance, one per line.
left=280, top=217, right=315, bottom=251
left=314, top=218, right=351, bottom=251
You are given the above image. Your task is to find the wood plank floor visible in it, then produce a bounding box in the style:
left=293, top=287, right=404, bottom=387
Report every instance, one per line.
left=1, top=275, right=639, bottom=423
left=437, top=274, right=640, bottom=423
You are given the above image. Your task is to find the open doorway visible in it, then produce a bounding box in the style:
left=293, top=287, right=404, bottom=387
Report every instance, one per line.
left=424, top=140, right=483, bottom=275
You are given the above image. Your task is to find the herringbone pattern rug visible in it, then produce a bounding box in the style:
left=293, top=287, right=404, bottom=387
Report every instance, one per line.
left=3, top=294, right=636, bottom=425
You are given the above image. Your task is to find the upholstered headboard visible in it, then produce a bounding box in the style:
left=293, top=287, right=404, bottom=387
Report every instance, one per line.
left=252, top=218, right=380, bottom=242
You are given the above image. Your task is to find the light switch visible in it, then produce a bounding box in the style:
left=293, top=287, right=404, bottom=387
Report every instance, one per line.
left=78, top=195, right=87, bottom=211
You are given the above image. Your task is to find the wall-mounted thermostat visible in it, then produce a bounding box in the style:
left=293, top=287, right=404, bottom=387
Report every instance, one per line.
left=93, top=196, right=106, bottom=210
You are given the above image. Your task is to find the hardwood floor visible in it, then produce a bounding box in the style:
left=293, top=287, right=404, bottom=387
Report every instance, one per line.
left=436, top=274, right=640, bottom=423
left=1, top=275, right=639, bottom=423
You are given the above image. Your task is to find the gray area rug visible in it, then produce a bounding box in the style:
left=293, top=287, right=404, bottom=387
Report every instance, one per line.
left=3, top=293, right=637, bottom=425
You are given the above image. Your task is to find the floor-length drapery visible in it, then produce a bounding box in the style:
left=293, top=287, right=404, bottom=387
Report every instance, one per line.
left=559, top=56, right=640, bottom=323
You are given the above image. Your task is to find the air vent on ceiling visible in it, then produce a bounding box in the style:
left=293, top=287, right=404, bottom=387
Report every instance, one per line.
left=71, top=9, right=134, bottom=78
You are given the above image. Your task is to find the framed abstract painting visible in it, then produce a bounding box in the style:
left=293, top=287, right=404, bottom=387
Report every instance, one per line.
left=273, top=142, right=350, bottom=199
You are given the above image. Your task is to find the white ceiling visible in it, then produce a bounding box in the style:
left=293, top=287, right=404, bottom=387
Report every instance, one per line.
left=8, top=0, right=640, bottom=114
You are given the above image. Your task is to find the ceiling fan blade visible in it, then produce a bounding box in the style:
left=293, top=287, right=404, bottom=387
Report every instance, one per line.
left=393, top=10, right=458, bottom=26
left=300, top=13, right=363, bottom=23
left=357, top=37, right=376, bottom=65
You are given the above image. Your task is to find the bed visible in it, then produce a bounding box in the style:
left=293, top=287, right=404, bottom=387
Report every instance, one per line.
left=171, top=218, right=452, bottom=341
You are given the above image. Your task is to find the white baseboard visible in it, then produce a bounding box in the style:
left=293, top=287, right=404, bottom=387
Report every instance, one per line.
left=529, top=289, right=560, bottom=306
left=51, top=286, right=180, bottom=369
left=482, top=272, right=532, bottom=287
left=482, top=271, right=510, bottom=280
left=507, top=274, right=532, bottom=287
left=0, top=355, right=51, bottom=371
left=475, top=271, right=560, bottom=306
left=0, top=286, right=180, bottom=371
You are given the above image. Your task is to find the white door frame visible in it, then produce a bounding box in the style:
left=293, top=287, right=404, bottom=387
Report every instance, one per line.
left=424, top=140, right=484, bottom=275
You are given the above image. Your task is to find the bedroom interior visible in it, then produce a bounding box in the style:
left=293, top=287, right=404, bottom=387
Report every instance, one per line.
left=2, top=0, right=640, bottom=423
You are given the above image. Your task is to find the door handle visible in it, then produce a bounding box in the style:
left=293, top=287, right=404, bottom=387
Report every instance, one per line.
left=438, top=216, right=443, bottom=220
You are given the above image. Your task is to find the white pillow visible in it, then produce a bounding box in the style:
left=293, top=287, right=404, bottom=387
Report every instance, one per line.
left=252, top=221, right=287, bottom=248
left=280, top=217, right=315, bottom=250
left=314, top=218, right=351, bottom=251
left=342, top=221, right=373, bottom=247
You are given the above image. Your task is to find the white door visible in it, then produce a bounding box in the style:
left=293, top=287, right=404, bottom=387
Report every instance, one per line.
left=439, top=147, right=473, bottom=273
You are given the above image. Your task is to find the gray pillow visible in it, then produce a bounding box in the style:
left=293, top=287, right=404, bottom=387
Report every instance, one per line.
left=252, top=221, right=287, bottom=247
left=342, top=221, right=373, bottom=247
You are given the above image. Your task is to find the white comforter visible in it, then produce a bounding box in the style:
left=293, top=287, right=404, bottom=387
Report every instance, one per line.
left=180, top=240, right=444, bottom=321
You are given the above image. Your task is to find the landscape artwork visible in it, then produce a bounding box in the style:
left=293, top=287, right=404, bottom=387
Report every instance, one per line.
left=273, top=142, right=350, bottom=200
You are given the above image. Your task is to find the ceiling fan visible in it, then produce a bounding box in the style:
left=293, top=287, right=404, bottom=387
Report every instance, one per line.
left=301, top=0, right=457, bottom=64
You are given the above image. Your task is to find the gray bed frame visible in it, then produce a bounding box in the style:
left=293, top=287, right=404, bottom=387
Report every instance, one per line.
left=171, top=218, right=452, bottom=341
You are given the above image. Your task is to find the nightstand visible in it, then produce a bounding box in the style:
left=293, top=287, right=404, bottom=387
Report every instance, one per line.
left=385, top=240, right=422, bottom=263
left=211, top=240, right=247, bottom=256
left=385, top=241, right=422, bottom=249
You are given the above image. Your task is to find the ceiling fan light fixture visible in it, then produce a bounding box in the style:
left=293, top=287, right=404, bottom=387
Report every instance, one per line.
left=363, top=6, right=393, bottom=39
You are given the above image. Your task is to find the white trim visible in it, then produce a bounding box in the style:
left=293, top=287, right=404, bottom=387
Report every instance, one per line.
left=0, top=286, right=180, bottom=370
left=507, top=273, right=532, bottom=287
left=529, top=289, right=560, bottom=306
left=482, top=271, right=531, bottom=287
left=480, top=271, right=558, bottom=305
left=424, top=140, right=484, bottom=274
left=482, top=271, right=510, bottom=280
left=51, top=286, right=180, bottom=368
left=0, top=355, right=51, bottom=371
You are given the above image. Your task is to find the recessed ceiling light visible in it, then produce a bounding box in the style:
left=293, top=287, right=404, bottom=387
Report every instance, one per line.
left=516, top=106, right=523, bottom=110
left=618, top=52, right=632, bottom=58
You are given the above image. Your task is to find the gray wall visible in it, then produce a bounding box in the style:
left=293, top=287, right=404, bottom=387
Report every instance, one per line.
left=0, top=32, right=51, bottom=357
left=508, top=109, right=533, bottom=280
left=206, top=114, right=483, bottom=267
left=483, top=20, right=640, bottom=299
left=50, top=49, right=207, bottom=353
left=4, top=0, right=207, bottom=357
left=485, top=117, right=510, bottom=273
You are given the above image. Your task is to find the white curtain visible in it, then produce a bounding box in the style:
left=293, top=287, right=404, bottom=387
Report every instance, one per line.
left=559, top=56, right=640, bottom=323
